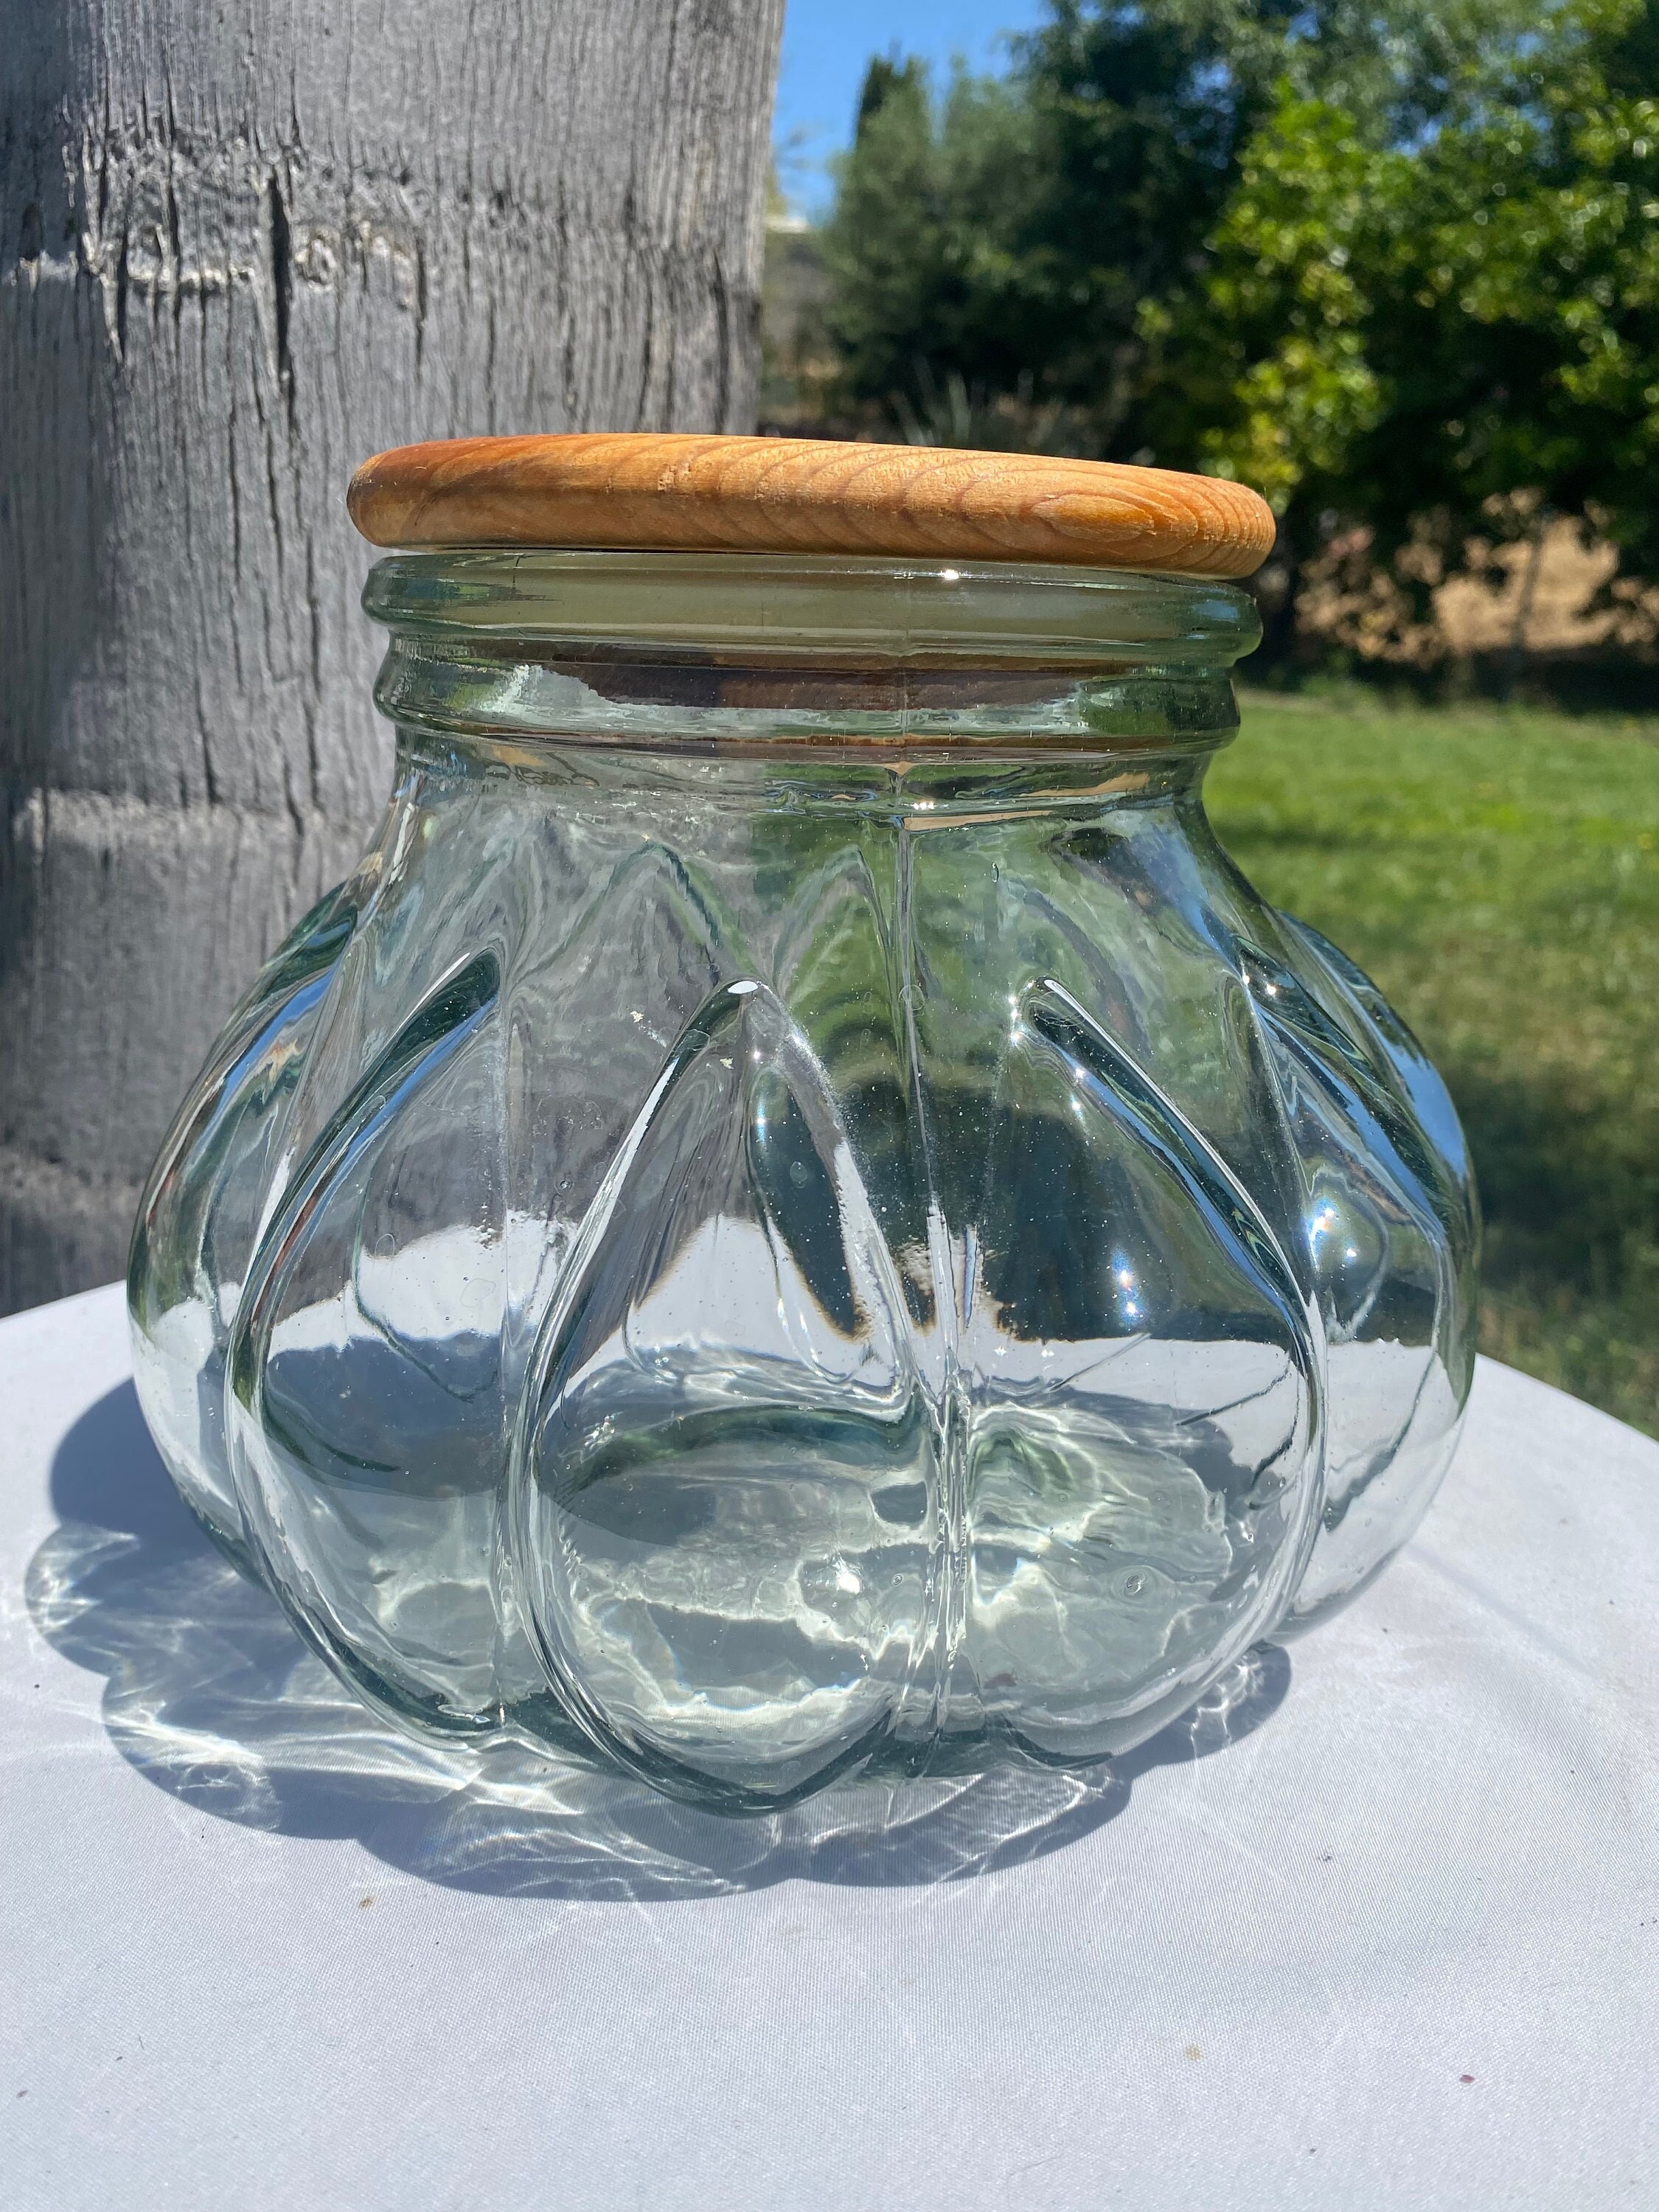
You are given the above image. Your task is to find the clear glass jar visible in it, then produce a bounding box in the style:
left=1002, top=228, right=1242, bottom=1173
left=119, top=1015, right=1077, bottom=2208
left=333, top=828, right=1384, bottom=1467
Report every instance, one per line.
left=128, top=549, right=1478, bottom=1810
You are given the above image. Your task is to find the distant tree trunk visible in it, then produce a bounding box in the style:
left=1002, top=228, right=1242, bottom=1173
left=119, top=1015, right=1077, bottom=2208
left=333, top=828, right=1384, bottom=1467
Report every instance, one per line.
left=0, top=0, right=785, bottom=1312
left=1253, top=521, right=1301, bottom=670
left=1498, top=505, right=1552, bottom=701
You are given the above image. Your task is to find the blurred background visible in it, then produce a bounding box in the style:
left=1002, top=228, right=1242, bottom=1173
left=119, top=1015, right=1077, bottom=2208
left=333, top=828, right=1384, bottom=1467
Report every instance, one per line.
left=766, top=0, right=1659, bottom=1441
left=3, top=0, right=1655, bottom=1441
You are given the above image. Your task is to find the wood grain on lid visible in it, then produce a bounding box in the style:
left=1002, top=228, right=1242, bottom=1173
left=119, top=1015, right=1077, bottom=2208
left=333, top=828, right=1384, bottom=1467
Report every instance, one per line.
left=347, top=434, right=1276, bottom=578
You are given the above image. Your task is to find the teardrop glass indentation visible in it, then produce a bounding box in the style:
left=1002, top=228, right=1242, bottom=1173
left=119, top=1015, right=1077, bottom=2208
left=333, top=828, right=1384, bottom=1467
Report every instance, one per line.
left=512, top=981, right=936, bottom=1809
left=226, top=951, right=507, bottom=1736
left=128, top=880, right=359, bottom=1567
left=1281, top=912, right=1477, bottom=1253
left=1241, top=925, right=1477, bottom=1622
left=955, top=978, right=1323, bottom=1759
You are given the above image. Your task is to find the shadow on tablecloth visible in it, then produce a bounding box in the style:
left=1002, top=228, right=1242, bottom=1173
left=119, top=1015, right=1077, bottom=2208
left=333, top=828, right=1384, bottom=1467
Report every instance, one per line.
left=25, top=1380, right=1291, bottom=1902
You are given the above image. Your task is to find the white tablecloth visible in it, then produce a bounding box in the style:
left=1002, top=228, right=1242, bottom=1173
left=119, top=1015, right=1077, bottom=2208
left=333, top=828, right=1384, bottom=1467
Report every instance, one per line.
left=4, top=1283, right=1656, bottom=2210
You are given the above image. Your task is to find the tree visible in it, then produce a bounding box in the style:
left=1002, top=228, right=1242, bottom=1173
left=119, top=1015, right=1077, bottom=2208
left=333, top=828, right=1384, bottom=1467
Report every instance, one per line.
left=1152, top=0, right=1659, bottom=641
left=822, top=56, right=1034, bottom=416
left=825, top=0, right=1300, bottom=448
left=821, top=0, right=1658, bottom=653
left=821, top=0, right=1529, bottom=445
left=0, top=0, right=785, bottom=1312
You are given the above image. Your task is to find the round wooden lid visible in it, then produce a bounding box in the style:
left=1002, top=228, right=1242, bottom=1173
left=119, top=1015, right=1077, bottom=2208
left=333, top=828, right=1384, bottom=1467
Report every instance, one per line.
left=347, top=434, right=1275, bottom=579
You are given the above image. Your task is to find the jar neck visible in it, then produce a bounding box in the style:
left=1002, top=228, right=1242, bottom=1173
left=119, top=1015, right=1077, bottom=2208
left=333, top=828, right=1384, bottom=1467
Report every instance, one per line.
left=363, top=548, right=1261, bottom=765
left=392, top=723, right=1218, bottom=820
left=375, top=636, right=1241, bottom=760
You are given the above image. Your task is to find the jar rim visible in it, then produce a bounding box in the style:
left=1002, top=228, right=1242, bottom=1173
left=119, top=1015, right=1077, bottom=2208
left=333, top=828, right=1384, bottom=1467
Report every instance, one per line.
left=362, top=548, right=1262, bottom=671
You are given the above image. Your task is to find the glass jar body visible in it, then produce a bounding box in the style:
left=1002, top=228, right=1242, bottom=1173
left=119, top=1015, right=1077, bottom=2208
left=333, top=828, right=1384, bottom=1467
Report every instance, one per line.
left=129, top=558, right=1477, bottom=1809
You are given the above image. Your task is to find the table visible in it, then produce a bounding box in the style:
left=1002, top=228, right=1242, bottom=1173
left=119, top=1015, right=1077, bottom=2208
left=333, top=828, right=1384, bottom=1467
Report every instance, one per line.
left=4, top=1284, right=1656, bottom=2210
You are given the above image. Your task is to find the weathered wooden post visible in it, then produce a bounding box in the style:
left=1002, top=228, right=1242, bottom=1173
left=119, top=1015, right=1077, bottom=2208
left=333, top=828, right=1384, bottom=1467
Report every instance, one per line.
left=0, top=0, right=784, bottom=1310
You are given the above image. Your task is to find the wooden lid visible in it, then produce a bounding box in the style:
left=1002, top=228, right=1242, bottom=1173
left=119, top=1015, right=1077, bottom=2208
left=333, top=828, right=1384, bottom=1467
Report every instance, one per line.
left=347, top=434, right=1275, bottom=579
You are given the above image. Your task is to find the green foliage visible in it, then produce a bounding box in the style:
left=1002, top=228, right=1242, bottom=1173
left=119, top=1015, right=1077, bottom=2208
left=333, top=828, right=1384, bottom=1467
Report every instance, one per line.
left=1208, top=689, right=1659, bottom=1437
left=1139, top=97, right=1388, bottom=506
left=825, top=1, right=1310, bottom=445
left=823, top=0, right=1659, bottom=610
left=1164, top=0, right=1659, bottom=589
left=821, top=64, right=1036, bottom=412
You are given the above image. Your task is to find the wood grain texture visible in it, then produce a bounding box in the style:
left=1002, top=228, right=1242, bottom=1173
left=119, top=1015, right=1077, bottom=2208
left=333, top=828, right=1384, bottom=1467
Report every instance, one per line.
left=0, top=0, right=785, bottom=1314
left=349, top=434, right=1277, bottom=578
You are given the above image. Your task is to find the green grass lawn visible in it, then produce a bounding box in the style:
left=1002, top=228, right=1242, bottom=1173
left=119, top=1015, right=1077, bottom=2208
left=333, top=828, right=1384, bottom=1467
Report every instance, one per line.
left=1206, top=686, right=1659, bottom=1440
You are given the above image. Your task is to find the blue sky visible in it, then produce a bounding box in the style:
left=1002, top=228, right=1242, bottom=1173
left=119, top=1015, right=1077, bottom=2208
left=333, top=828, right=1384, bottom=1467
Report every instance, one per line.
left=773, top=0, right=1048, bottom=215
